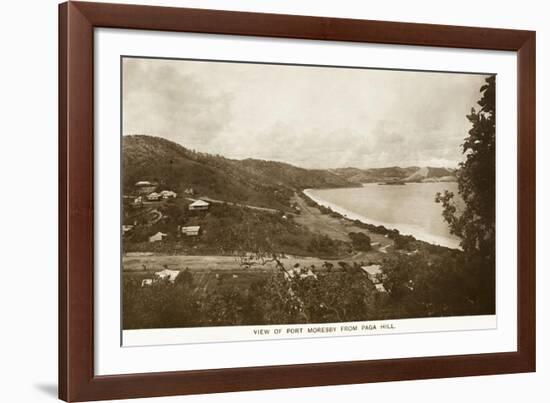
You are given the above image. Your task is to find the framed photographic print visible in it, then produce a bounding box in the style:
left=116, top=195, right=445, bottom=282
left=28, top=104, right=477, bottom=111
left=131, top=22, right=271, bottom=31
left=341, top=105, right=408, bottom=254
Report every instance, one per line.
left=59, top=1, right=536, bottom=401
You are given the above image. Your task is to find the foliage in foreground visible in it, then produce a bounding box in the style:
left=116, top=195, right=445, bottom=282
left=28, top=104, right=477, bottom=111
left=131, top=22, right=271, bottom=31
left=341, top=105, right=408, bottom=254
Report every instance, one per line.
left=436, top=75, right=496, bottom=313
left=123, top=249, right=494, bottom=330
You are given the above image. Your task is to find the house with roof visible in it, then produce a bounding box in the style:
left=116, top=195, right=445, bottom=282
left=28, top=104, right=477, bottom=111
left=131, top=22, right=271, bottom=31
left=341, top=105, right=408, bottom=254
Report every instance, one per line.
left=360, top=264, right=387, bottom=292
left=148, top=231, right=167, bottom=242
left=375, top=283, right=387, bottom=293
left=360, top=264, right=382, bottom=281
left=135, top=180, right=156, bottom=194
left=181, top=225, right=201, bottom=236
left=160, top=190, right=177, bottom=199
left=122, top=224, right=134, bottom=233
left=146, top=192, right=162, bottom=201
left=154, top=269, right=180, bottom=283
left=188, top=199, right=210, bottom=211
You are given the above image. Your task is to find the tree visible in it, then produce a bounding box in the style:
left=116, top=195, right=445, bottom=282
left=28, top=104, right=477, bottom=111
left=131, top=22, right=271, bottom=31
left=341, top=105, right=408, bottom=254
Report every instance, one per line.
left=436, top=75, right=496, bottom=313
left=390, top=233, right=415, bottom=251
left=348, top=232, right=372, bottom=251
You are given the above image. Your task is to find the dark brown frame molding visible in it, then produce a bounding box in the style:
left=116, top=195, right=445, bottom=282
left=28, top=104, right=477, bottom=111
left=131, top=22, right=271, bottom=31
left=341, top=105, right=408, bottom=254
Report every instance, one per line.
left=59, top=1, right=536, bottom=401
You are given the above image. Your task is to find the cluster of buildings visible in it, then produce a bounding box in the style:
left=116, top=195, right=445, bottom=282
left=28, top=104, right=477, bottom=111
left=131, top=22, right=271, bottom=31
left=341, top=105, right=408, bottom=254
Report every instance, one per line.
left=148, top=224, right=203, bottom=242
left=144, top=190, right=177, bottom=202
left=281, top=263, right=386, bottom=292
left=283, top=265, right=318, bottom=281
left=128, top=180, right=213, bottom=243
left=145, top=200, right=210, bottom=242
left=132, top=182, right=209, bottom=207
left=132, top=181, right=177, bottom=203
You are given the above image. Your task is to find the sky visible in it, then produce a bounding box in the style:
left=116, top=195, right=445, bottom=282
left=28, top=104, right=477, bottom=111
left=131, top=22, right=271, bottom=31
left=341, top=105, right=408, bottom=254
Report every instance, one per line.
left=122, top=57, right=490, bottom=169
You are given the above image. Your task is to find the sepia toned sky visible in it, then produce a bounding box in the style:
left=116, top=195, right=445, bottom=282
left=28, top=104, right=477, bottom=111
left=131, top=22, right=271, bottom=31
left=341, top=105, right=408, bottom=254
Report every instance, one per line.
left=122, top=57, right=490, bottom=169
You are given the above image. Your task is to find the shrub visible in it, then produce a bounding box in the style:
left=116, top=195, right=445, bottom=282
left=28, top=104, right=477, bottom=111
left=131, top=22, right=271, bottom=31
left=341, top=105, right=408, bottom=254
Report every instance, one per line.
left=348, top=232, right=371, bottom=251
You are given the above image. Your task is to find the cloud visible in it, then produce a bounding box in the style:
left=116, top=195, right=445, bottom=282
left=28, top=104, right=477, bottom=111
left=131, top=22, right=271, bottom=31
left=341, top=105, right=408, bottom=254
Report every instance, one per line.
left=123, top=58, right=489, bottom=169
left=123, top=58, right=233, bottom=146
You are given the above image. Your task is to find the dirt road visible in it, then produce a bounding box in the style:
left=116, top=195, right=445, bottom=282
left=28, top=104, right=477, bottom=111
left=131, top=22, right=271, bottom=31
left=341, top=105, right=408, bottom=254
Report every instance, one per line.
left=123, top=254, right=338, bottom=272
left=186, top=197, right=280, bottom=214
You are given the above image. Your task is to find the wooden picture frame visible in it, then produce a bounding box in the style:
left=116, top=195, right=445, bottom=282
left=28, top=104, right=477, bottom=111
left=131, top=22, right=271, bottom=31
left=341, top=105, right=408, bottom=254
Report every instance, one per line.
left=59, top=1, right=536, bottom=401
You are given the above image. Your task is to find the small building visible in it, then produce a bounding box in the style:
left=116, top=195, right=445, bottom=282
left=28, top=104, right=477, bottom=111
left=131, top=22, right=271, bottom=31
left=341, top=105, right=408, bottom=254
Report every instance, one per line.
left=122, top=224, right=134, bottom=233
left=148, top=232, right=167, bottom=242
left=135, top=180, right=156, bottom=195
left=133, top=196, right=143, bottom=206
left=184, top=188, right=195, bottom=195
left=146, top=192, right=162, bottom=201
left=360, top=264, right=383, bottom=283
left=141, top=278, right=154, bottom=287
left=360, top=264, right=386, bottom=292
left=188, top=199, right=210, bottom=211
left=155, top=269, right=180, bottom=283
left=160, top=190, right=177, bottom=199
left=181, top=225, right=200, bottom=236
left=375, top=283, right=387, bottom=293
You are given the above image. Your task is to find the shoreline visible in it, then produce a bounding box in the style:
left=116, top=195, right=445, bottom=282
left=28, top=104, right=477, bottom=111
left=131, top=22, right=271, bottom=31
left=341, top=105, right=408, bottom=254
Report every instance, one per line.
left=303, top=188, right=461, bottom=250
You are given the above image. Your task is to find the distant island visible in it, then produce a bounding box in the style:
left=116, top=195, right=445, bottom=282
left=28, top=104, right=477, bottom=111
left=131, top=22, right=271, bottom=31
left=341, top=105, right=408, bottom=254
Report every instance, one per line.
left=378, top=181, right=406, bottom=185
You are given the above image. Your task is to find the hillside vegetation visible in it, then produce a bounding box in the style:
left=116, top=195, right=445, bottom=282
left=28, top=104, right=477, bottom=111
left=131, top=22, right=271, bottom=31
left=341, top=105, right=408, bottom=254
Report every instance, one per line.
left=123, top=135, right=357, bottom=211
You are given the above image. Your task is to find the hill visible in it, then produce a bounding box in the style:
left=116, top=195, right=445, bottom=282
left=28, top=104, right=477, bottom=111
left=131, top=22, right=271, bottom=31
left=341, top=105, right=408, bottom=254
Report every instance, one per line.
left=123, top=135, right=357, bottom=210
left=332, top=166, right=456, bottom=183
left=331, top=166, right=418, bottom=183
left=403, top=167, right=457, bottom=182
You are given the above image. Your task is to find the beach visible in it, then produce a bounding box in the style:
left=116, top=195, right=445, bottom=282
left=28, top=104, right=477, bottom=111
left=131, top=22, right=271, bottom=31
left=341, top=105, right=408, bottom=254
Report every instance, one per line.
left=304, top=186, right=461, bottom=249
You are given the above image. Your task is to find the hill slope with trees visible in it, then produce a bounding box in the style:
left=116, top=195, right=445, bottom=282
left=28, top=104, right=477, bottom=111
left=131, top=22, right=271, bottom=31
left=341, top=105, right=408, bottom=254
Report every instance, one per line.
left=123, top=135, right=358, bottom=211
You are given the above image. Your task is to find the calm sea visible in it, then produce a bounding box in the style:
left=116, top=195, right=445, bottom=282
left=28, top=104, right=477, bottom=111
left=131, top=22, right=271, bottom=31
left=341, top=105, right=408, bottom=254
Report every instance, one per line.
left=305, top=182, right=461, bottom=249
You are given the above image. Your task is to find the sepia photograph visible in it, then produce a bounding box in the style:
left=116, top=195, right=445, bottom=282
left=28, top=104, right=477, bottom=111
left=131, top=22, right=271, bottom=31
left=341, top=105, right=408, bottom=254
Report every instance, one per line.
left=121, top=56, right=496, bottom=339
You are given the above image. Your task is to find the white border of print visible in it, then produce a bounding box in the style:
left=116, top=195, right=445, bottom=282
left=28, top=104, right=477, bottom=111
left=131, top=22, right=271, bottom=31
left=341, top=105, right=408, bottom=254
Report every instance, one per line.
left=95, top=28, right=517, bottom=376
left=123, top=316, right=497, bottom=346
